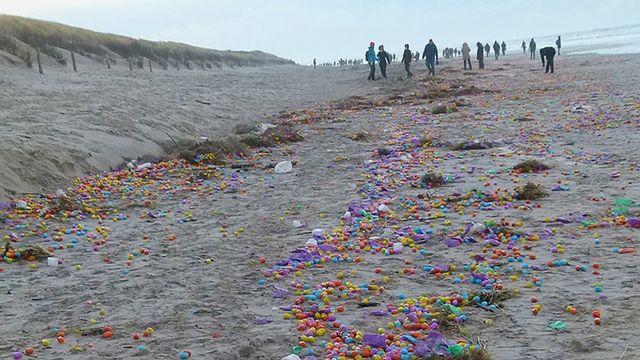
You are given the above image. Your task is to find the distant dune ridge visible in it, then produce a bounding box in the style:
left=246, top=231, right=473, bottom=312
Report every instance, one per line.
left=0, top=14, right=294, bottom=70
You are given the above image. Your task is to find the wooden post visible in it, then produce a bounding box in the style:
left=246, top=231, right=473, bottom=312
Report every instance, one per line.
left=186, top=61, right=192, bottom=70
left=71, top=51, right=77, bottom=72
left=36, top=50, right=43, bottom=74
left=148, top=58, right=153, bottom=72
left=106, top=57, right=111, bottom=69
left=128, top=59, right=133, bottom=71
left=176, top=61, right=180, bottom=71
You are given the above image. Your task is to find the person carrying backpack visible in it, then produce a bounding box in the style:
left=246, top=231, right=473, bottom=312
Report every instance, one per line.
left=365, top=41, right=377, bottom=81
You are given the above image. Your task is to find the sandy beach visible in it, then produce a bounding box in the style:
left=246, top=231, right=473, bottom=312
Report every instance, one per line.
left=1, top=52, right=640, bottom=360
left=0, top=55, right=384, bottom=197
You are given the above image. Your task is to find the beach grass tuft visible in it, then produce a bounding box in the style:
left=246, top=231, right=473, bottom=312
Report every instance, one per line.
left=420, top=172, right=446, bottom=188
left=513, top=160, right=550, bottom=173
left=452, top=140, right=493, bottom=151
left=515, top=182, right=548, bottom=200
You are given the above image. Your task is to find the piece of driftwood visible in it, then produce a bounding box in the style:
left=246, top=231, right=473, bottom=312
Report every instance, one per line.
left=36, top=50, right=43, bottom=74
left=71, top=51, right=77, bottom=72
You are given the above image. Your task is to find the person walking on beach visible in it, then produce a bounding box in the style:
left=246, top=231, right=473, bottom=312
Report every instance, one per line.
left=484, top=43, right=490, bottom=58
left=422, top=39, right=439, bottom=76
left=540, top=46, right=556, bottom=73
left=501, top=41, right=507, bottom=56
left=556, top=36, right=562, bottom=55
left=313, top=58, right=316, bottom=69
left=522, top=41, right=526, bottom=54
left=365, top=42, right=377, bottom=81
left=401, top=44, right=413, bottom=78
left=493, top=41, right=500, bottom=60
left=461, top=42, right=472, bottom=70
left=476, top=41, right=485, bottom=69
left=377, top=45, right=392, bottom=78
left=529, top=38, right=537, bottom=59
left=414, top=51, right=420, bottom=61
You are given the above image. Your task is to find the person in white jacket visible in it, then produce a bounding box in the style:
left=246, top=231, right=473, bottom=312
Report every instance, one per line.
left=461, top=42, right=472, bottom=70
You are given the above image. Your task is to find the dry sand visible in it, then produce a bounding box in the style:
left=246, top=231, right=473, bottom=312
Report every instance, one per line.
left=0, top=55, right=385, bottom=197
left=1, top=53, right=640, bottom=360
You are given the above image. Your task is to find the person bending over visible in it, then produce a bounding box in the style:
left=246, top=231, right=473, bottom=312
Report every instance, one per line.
left=540, top=46, right=556, bottom=73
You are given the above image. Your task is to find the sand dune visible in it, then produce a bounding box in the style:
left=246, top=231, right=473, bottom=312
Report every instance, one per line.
left=0, top=60, right=383, bottom=197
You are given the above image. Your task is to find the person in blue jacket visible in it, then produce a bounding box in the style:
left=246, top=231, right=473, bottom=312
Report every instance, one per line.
left=422, top=39, right=438, bottom=76
left=365, top=41, right=377, bottom=81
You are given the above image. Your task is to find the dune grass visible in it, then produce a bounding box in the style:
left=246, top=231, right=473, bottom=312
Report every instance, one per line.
left=0, top=15, right=293, bottom=68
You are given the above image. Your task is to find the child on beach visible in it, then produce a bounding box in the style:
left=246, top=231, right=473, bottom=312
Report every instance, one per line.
left=401, top=44, right=413, bottom=78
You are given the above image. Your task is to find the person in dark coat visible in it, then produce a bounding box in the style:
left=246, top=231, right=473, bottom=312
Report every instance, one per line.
left=501, top=41, right=507, bottom=55
left=540, top=46, right=556, bottom=73
left=401, top=44, right=413, bottom=78
left=476, top=41, right=485, bottom=69
left=555, top=36, right=562, bottom=55
left=529, top=38, right=537, bottom=59
left=422, top=39, right=439, bottom=76
left=522, top=41, right=526, bottom=54
left=493, top=41, right=500, bottom=60
left=484, top=43, right=490, bottom=57
left=377, top=45, right=392, bottom=78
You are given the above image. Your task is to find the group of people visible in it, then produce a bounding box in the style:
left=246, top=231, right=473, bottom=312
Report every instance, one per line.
left=313, top=58, right=365, bottom=68
left=365, top=39, right=440, bottom=81
left=520, top=36, right=560, bottom=73
left=362, top=35, right=563, bottom=80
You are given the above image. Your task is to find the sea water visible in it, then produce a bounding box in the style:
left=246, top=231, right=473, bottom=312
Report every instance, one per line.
left=507, top=23, right=640, bottom=55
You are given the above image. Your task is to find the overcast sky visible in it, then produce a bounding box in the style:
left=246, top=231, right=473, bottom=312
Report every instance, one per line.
left=1, top=0, right=638, bottom=63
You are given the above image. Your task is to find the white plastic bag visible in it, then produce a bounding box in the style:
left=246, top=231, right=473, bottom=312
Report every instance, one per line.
left=281, top=355, right=301, bottom=360
left=274, top=161, right=293, bottom=174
